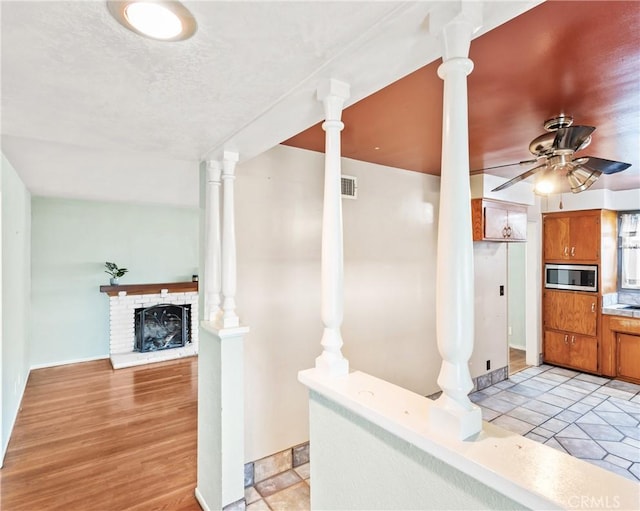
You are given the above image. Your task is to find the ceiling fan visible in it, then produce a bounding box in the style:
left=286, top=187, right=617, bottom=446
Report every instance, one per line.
left=486, top=114, right=631, bottom=194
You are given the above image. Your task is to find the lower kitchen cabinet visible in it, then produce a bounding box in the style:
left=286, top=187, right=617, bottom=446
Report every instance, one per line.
left=544, top=329, right=598, bottom=373
left=600, top=314, right=640, bottom=383
left=543, top=290, right=597, bottom=337
left=617, top=333, right=640, bottom=384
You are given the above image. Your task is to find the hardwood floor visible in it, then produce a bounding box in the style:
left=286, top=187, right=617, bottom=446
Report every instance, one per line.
left=509, top=347, right=529, bottom=375
left=0, top=357, right=201, bottom=511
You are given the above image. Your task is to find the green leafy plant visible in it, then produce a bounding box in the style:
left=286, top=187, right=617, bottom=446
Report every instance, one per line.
left=105, top=261, right=128, bottom=279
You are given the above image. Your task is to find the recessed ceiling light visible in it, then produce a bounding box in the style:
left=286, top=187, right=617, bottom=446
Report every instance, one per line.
left=107, top=1, right=197, bottom=42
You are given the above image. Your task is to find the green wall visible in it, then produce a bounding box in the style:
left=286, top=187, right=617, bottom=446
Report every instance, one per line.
left=508, top=242, right=526, bottom=350
left=30, top=197, right=199, bottom=367
left=1, top=154, right=31, bottom=460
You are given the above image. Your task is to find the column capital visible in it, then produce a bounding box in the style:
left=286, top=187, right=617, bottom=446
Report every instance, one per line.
left=222, top=150, right=239, bottom=163
left=428, top=1, right=482, bottom=60
left=317, top=79, right=350, bottom=121
left=222, top=151, right=239, bottom=178
left=206, top=160, right=222, bottom=183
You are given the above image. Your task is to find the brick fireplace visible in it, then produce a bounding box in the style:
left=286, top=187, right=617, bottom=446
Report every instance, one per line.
left=100, top=282, right=199, bottom=369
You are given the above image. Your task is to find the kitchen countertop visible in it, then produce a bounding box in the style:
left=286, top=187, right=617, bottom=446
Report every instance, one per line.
left=602, top=304, right=640, bottom=318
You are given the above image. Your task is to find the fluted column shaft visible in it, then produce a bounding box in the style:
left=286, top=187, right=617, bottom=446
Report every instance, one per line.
left=204, top=161, right=222, bottom=322
left=221, top=151, right=239, bottom=329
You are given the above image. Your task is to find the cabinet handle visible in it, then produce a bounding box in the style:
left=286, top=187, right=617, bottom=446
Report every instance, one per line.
left=506, top=226, right=512, bottom=237
left=502, top=227, right=508, bottom=238
left=564, top=246, right=569, bottom=257
left=571, top=335, right=575, bottom=345
left=564, top=334, right=569, bottom=345
left=591, top=303, right=595, bottom=313
left=571, top=246, right=575, bottom=257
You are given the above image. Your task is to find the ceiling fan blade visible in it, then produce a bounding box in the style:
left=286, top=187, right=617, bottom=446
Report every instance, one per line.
left=578, top=156, right=631, bottom=175
left=472, top=159, right=537, bottom=173
left=491, top=163, right=548, bottom=192
left=553, top=125, right=595, bottom=152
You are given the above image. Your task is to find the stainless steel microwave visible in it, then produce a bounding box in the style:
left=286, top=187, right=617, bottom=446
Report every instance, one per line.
left=545, top=264, right=598, bottom=292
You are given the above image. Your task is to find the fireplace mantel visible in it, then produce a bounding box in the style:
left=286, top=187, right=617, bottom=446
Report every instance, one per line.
left=100, top=281, right=198, bottom=297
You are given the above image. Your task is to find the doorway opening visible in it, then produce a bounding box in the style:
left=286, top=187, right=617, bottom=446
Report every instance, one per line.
left=507, top=242, right=531, bottom=375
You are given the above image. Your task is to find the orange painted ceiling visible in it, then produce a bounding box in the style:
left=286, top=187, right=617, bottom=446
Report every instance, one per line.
left=283, top=1, right=640, bottom=191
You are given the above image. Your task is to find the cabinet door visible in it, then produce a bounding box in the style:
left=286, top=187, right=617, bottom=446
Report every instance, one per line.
left=483, top=203, right=508, bottom=240
left=617, top=333, right=640, bottom=383
left=507, top=207, right=527, bottom=241
left=569, top=334, right=598, bottom=373
left=543, top=290, right=598, bottom=336
left=544, top=330, right=570, bottom=366
left=544, top=216, right=570, bottom=260
left=570, top=215, right=600, bottom=261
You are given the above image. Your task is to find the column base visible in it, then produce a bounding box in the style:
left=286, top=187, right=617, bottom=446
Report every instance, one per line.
left=429, top=398, right=482, bottom=440
left=315, top=353, right=349, bottom=376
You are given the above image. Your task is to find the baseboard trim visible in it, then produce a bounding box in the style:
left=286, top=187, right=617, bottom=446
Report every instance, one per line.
left=30, top=355, right=108, bottom=370
left=1, top=370, right=29, bottom=468
left=508, top=344, right=526, bottom=350
left=194, top=487, right=212, bottom=511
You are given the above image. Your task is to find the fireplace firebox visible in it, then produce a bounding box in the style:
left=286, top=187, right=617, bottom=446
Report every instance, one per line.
left=135, top=304, right=191, bottom=353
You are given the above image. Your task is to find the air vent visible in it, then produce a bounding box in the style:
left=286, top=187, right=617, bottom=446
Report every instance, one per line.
left=341, top=175, right=358, bottom=199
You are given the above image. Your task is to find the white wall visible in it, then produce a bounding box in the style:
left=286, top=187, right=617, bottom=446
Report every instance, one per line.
left=540, top=188, right=640, bottom=213
left=525, top=219, right=542, bottom=366
left=236, top=145, right=441, bottom=461
left=471, top=242, right=508, bottom=376
left=309, top=390, right=521, bottom=510
left=236, top=145, right=511, bottom=461
left=30, top=197, right=199, bottom=368
left=1, top=153, right=31, bottom=463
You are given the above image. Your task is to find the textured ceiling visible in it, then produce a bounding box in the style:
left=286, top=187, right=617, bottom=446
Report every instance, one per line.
left=1, top=1, right=547, bottom=204
left=1, top=1, right=401, bottom=160
left=285, top=0, right=640, bottom=193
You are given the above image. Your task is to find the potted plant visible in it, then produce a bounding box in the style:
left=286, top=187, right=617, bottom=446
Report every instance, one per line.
left=105, top=262, right=128, bottom=285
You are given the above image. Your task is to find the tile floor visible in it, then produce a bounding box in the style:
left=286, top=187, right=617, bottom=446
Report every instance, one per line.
left=469, top=364, right=640, bottom=482
left=242, top=366, right=639, bottom=511
left=244, top=463, right=310, bottom=510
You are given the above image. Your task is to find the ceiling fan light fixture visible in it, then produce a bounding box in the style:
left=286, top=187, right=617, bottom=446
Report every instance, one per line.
left=533, top=166, right=564, bottom=195
left=534, top=178, right=555, bottom=195
left=567, top=167, right=602, bottom=193
left=107, top=1, right=197, bottom=41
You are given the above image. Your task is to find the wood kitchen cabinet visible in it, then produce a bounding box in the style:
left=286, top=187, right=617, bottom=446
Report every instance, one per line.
left=544, top=330, right=598, bottom=373
left=471, top=198, right=527, bottom=241
left=543, top=290, right=599, bottom=373
left=617, top=333, right=640, bottom=383
left=542, top=209, right=619, bottom=375
left=543, top=210, right=601, bottom=261
left=543, top=290, right=598, bottom=337
left=601, top=314, right=640, bottom=383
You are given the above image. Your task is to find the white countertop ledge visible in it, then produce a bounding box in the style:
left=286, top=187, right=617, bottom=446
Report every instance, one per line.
left=200, top=320, right=250, bottom=338
left=299, top=368, right=640, bottom=510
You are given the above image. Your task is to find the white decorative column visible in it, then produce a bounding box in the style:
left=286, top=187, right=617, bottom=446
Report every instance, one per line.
left=204, top=160, right=222, bottom=322
left=315, top=79, right=350, bottom=376
left=221, top=150, right=240, bottom=329
left=429, top=3, right=483, bottom=440
left=197, top=151, right=249, bottom=511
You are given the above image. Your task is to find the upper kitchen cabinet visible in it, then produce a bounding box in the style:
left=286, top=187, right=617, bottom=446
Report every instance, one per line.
left=543, top=210, right=618, bottom=288
left=471, top=199, right=527, bottom=242
left=543, top=211, right=600, bottom=261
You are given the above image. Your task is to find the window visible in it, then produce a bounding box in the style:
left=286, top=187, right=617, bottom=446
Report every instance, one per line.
left=619, top=212, right=640, bottom=290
